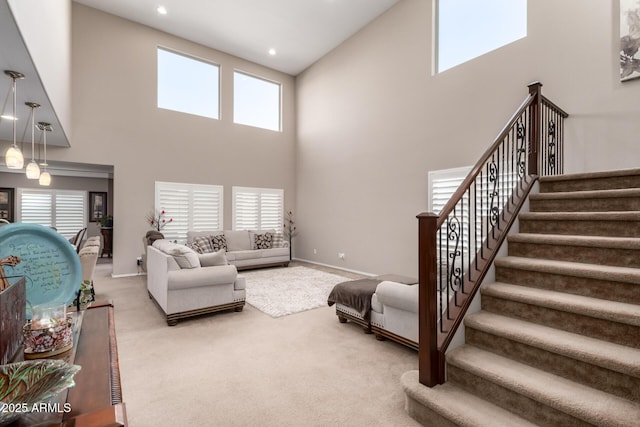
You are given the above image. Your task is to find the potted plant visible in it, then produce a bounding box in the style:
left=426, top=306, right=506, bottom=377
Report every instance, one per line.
left=99, top=215, right=113, bottom=228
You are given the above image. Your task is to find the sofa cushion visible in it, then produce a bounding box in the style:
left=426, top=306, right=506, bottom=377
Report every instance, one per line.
left=254, top=232, right=273, bottom=249
left=194, top=236, right=214, bottom=253
left=198, top=250, right=228, bottom=267
left=152, top=240, right=201, bottom=269
left=260, top=247, right=289, bottom=258
left=167, top=264, right=238, bottom=290
left=211, top=234, right=227, bottom=252
left=187, top=230, right=222, bottom=244
left=231, top=250, right=261, bottom=261
left=225, top=230, right=251, bottom=251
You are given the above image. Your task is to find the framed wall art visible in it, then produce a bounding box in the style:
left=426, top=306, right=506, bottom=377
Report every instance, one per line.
left=0, top=188, right=14, bottom=222
left=89, top=192, right=107, bottom=223
left=621, top=0, right=640, bottom=82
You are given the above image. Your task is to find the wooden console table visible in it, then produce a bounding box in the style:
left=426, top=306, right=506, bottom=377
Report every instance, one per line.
left=9, top=302, right=127, bottom=427
left=100, top=227, right=113, bottom=258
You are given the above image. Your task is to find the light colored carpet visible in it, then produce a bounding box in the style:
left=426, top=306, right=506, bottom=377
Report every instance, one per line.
left=92, top=262, right=420, bottom=427
left=242, top=266, right=348, bottom=317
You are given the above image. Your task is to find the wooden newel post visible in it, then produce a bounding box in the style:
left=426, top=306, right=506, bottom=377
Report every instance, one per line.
left=417, top=212, right=442, bottom=386
left=528, top=81, right=542, bottom=176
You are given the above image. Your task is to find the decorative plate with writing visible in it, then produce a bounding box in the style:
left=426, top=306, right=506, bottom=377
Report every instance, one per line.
left=0, top=223, right=81, bottom=316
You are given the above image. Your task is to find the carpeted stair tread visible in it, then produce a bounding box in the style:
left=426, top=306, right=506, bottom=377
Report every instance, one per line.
left=530, top=187, right=640, bottom=200
left=465, top=311, right=640, bottom=377
left=539, top=168, right=640, bottom=183
left=400, top=371, right=538, bottom=427
left=519, top=211, right=640, bottom=221
left=482, top=282, right=640, bottom=326
left=495, top=256, right=640, bottom=285
left=508, top=233, right=640, bottom=250
left=447, top=345, right=640, bottom=427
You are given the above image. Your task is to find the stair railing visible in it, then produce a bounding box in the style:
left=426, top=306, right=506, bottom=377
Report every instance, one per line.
left=417, top=82, right=569, bottom=387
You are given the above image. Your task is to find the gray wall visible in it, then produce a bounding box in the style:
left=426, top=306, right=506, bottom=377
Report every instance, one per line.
left=295, top=0, right=640, bottom=276
left=47, top=4, right=297, bottom=275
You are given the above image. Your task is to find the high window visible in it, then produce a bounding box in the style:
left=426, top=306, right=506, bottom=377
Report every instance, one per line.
left=233, top=71, right=281, bottom=132
left=17, top=189, right=87, bottom=239
left=155, top=182, right=223, bottom=243
left=232, top=187, right=283, bottom=231
left=157, top=48, right=220, bottom=119
left=437, top=0, right=527, bottom=72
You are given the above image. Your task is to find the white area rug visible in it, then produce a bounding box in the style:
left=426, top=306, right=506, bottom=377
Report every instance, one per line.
left=241, top=266, right=348, bottom=317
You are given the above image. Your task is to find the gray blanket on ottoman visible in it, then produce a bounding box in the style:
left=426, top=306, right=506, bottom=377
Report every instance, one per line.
left=327, top=274, right=417, bottom=321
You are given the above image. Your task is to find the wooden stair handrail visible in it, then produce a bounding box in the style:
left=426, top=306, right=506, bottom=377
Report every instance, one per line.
left=418, top=81, right=569, bottom=387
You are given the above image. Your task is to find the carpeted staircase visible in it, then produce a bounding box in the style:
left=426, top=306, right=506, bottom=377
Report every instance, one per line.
left=402, top=169, right=640, bottom=426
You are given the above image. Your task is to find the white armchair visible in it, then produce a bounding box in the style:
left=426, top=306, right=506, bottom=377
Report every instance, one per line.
left=147, top=243, right=245, bottom=325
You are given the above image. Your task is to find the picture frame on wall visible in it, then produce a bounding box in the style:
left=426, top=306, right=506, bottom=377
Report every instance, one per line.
left=0, top=188, right=14, bottom=222
left=621, top=0, right=640, bottom=82
left=89, top=192, right=107, bottom=223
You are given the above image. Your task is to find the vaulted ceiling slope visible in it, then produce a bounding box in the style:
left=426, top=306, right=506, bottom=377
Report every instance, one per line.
left=73, top=0, right=401, bottom=76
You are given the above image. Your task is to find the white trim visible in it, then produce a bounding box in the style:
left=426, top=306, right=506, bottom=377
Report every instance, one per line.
left=294, top=258, right=376, bottom=277
left=111, top=272, right=146, bottom=278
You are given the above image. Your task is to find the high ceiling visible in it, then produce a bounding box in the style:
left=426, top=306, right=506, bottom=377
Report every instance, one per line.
left=73, top=0, right=400, bottom=76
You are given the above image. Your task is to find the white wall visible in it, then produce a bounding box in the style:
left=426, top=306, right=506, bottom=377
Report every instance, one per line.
left=48, top=4, right=297, bottom=275
left=295, top=0, right=640, bottom=276
left=7, top=0, right=72, bottom=142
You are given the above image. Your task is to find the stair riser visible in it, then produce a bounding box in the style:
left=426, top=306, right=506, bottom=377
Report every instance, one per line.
left=519, top=219, right=640, bottom=237
left=404, top=396, right=459, bottom=427
left=530, top=197, right=640, bottom=212
left=540, top=176, right=640, bottom=193
left=495, top=266, right=640, bottom=305
left=481, top=295, right=640, bottom=348
left=447, top=365, right=591, bottom=427
left=507, top=241, right=640, bottom=268
left=466, top=328, right=640, bottom=402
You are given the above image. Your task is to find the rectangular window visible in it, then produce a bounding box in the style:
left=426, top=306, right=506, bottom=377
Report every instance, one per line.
left=232, top=186, right=283, bottom=231
left=437, top=0, right=527, bottom=72
left=233, top=71, right=281, bottom=132
left=155, top=182, right=223, bottom=243
left=157, top=48, right=220, bottom=119
left=17, top=189, right=87, bottom=239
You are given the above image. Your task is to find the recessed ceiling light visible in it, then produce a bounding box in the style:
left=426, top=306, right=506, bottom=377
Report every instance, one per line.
left=268, top=48, right=277, bottom=56
left=157, top=5, right=167, bottom=15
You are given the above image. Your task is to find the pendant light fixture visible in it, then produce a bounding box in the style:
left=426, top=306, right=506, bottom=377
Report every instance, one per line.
left=25, top=102, right=41, bottom=179
left=38, top=122, right=51, bottom=186
left=4, top=70, right=25, bottom=169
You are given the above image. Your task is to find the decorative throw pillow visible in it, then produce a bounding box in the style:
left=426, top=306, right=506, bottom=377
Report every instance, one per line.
left=152, top=240, right=200, bottom=269
left=254, top=232, right=273, bottom=249
left=272, top=231, right=284, bottom=248
left=185, top=241, right=203, bottom=254
left=211, top=234, right=227, bottom=252
left=198, top=250, right=228, bottom=267
left=194, top=236, right=214, bottom=253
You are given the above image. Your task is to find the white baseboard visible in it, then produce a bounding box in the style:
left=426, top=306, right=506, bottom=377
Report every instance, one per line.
left=293, top=258, right=375, bottom=277
left=111, top=272, right=147, bottom=278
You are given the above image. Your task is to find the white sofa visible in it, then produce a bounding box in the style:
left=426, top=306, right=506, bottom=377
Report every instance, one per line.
left=147, top=240, right=246, bottom=325
left=187, top=230, right=289, bottom=270
left=370, top=281, right=419, bottom=350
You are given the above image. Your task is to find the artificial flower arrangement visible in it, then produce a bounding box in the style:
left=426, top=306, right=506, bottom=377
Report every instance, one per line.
left=147, top=209, right=173, bottom=231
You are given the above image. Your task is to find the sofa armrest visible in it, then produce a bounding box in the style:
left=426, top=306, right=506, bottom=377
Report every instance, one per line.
left=374, top=281, right=419, bottom=314
left=167, top=264, right=238, bottom=290
left=234, top=275, right=246, bottom=291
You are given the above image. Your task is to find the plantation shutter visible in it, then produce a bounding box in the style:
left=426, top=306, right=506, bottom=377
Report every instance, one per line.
left=428, top=166, right=472, bottom=214
left=155, top=182, right=223, bottom=243
left=18, top=190, right=53, bottom=227
left=55, top=192, right=86, bottom=237
left=18, top=189, right=86, bottom=238
left=232, top=187, right=284, bottom=231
